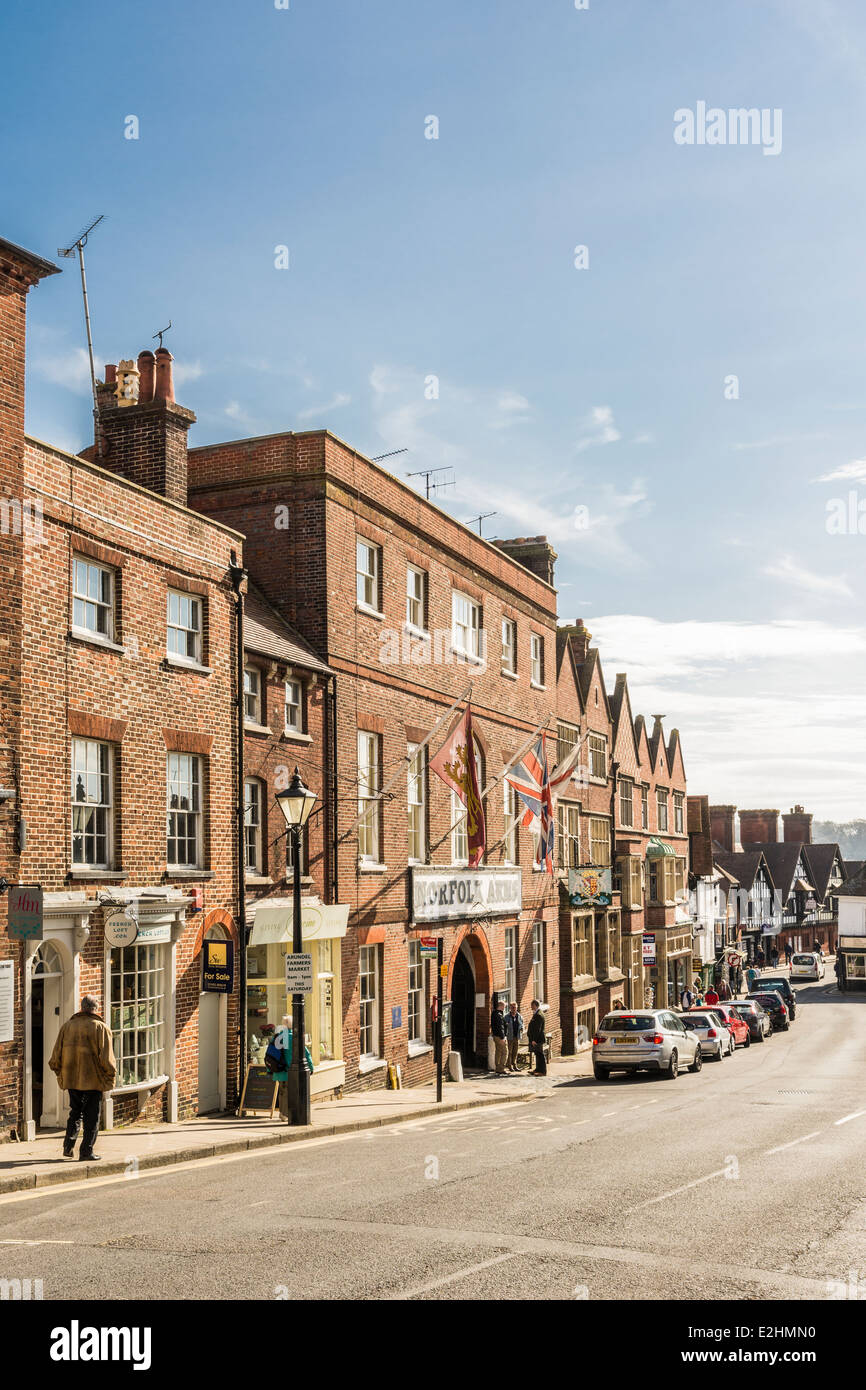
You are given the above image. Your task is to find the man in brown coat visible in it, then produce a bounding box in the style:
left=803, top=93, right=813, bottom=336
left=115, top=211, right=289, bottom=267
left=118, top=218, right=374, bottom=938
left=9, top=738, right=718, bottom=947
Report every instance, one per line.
left=49, top=995, right=116, bottom=1161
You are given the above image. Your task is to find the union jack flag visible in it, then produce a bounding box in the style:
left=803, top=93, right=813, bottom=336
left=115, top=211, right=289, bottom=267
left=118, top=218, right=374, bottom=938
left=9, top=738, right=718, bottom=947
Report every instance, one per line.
left=506, top=735, right=554, bottom=872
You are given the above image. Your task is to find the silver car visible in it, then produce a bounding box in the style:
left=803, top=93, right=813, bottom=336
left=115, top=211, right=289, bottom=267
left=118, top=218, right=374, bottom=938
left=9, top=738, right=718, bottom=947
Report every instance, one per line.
left=681, top=1010, right=734, bottom=1060
left=592, top=1009, right=702, bottom=1080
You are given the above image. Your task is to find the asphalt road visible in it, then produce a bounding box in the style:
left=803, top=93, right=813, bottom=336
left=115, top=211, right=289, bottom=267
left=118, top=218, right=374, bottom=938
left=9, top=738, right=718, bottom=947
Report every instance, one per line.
left=1, top=975, right=863, bottom=1302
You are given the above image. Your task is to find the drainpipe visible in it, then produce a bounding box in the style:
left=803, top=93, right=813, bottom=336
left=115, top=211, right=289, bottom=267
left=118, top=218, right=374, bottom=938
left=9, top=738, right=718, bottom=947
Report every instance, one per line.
left=327, top=673, right=338, bottom=905
left=228, top=551, right=247, bottom=1102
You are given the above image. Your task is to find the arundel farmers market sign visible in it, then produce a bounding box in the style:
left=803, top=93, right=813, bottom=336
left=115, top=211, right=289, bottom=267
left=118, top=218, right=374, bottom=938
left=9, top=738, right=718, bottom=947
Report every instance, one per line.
left=411, top=867, right=522, bottom=923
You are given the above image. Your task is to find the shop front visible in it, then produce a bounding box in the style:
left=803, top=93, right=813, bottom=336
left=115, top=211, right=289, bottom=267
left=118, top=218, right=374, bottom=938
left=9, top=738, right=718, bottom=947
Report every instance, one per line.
left=246, top=897, right=349, bottom=1097
left=644, top=926, right=694, bottom=1009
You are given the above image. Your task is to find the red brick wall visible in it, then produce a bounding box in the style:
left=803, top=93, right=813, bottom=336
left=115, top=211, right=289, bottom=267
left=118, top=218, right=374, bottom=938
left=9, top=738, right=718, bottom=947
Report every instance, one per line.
left=739, top=810, right=780, bottom=845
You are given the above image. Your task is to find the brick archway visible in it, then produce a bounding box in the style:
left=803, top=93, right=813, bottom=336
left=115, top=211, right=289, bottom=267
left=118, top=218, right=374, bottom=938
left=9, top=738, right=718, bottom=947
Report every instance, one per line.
left=447, top=923, right=493, bottom=998
left=193, top=907, right=239, bottom=956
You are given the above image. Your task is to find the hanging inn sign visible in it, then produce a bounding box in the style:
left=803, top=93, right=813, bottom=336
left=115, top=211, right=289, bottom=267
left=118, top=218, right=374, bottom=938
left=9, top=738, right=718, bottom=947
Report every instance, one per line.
left=411, top=867, right=522, bottom=923
left=568, top=867, right=613, bottom=908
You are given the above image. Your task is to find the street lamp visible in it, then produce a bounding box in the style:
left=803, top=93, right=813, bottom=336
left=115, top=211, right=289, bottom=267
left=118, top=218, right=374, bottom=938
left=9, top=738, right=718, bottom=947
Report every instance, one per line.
left=275, top=766, right=317, bottom=1126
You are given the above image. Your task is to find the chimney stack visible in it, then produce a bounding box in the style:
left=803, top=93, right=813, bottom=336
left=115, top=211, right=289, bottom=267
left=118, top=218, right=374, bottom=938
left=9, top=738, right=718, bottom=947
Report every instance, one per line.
left=739, top=809, right=780, bottom=845
left=83, top=346, right=194, bottom=506
left=558, top=619, right=592, bottom=663
left=782, top=806, right=812, bottom=844
left=710, top=804, right=737, bottom=853
left=492, top=535, right=557, bottom=586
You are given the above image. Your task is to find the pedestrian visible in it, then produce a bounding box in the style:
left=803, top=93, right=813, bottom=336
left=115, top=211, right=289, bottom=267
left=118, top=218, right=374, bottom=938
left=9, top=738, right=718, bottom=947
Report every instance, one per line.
left=48, top=995, right=116, bottom=1162
left=746, top=964, right=758, bottom=992
left=490, top=997, right=508, bottom=1075
left=835, top=954, right=845, bottom=992
left=734, top=967, right=744, bottom=997
left=812, top=939, right=823, bottom=960
left=784, top=942, right=793, bottom=966
left=527, top=1000, right=547, bottom=1076
left=505, top=1001, right=524, bottom=1072
left=717, top=977, right=731, bottom=1001
left=770, top=946, right=779, bottom=969
left=679, top=984, right=694, bottom=1011
left=705, top=983, right=719, bottom=1006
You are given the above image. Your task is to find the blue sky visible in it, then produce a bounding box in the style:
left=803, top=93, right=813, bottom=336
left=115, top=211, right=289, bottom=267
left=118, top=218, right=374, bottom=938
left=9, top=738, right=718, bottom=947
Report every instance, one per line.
left=3, top=0, right=866, bottom=817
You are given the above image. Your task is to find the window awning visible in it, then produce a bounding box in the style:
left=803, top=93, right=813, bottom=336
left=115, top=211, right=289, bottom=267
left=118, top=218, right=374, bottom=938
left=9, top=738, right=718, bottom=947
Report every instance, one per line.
left=248, top=899, right=349, bottom=945
left=646, top=837, right=676, bottom=859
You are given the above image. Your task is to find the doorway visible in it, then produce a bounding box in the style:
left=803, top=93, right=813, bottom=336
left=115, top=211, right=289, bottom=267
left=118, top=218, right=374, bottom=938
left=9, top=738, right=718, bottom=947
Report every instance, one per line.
left=30, top=942, right=65, bottom=1129
left=451, top=949, right=476, bottom=1065
left=198, top=924, right=228, bottom=1113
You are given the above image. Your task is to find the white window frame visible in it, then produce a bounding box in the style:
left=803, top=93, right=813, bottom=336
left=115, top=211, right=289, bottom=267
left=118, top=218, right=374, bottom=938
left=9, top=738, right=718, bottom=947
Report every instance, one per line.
left=359, top=945, right=380, bottom=1059
left=356, top=539, right=381, bottom=613
left=166, top=589, right=202, bottom=665
left=530, top=632, right=544, bottom=687
left=674, top=791, right=684, bottom=834
left=641, top=785, right=649, bottom=830
left=285, top=678, right=303, bottom=733
left=110, top=942, right=166, bottom=1087
left=504, top=925, right=517, bottom=1003
left=503, top=780, right=519, bottom=864
left=357, top=731, right=381, bottom=863
left=407, top=742, right=426, bottom=864
left=243, top=666, right=262, bottom=724
left=532, top=923, right=544, bottom=1003
left=406, top=566, right=427, bottom=632
left=452, top=590, right=483, bottom=661
left=451, top=788, right=468, bottom=866
left=72, top=555, right=114, bottom=641
left=244, top=777, right=264, bottom=874
left=501, top=617, right=517, bottom=675
left=657, top=788, right=669, bottom=833
left=71, top=737, right=113, bottom=869
left=619, top=777, right=634, bottom=828
left=407, top=939, right=427, bottom=1045
left=167, top=752, right=202, bottom=868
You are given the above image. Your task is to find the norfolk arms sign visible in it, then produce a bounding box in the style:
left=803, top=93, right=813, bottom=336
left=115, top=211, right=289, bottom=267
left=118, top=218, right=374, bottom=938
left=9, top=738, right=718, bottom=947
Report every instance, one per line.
left=411, top=867, right=521, bottom=923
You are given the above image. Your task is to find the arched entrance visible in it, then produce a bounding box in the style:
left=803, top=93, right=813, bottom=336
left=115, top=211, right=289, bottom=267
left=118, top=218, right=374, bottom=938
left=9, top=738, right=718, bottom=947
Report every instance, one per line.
left=30, top=942, right=67, bottom=1129
left=198, top=921, right=229, bottom=1113
left=448, top=929, right=493, bottom=1069
left=451, top=948, right=475, bottom=1065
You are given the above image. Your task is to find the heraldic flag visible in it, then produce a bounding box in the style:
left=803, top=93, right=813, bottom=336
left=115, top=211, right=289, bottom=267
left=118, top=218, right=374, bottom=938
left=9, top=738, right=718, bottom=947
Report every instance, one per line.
left=429, top=704, right=486, bottom=867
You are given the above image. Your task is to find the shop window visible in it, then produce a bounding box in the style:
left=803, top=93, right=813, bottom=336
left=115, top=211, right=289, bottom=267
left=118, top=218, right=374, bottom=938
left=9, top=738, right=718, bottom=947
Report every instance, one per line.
left=72, top=555, right=114, bottom=639
left=356, top=539, right=381, bottom=612
left=572, top=913, right=593, bottom=979
left=589, top=816, right=611, bottom=867
left=71, top=737, right=113, bottom=868
left=243, top=666, right=262, bottom=724
left=167, top=589, right=202, bottom=665
left=532, top=923, right=544, bottom=1002
left=110, top=943, right=165, bottom=1086
left=575, top=1006, right=596, bottom=1050
left=607, top=911, right=621, bottom=973
left=505, top=925, right=517, bottom=1001
left=359, top=945, right=380, bottom=1058
left=316, top=939, right=336, bottom=1062
left=167, top=752, right=202, bottom=868
left=357, top=731, right=381, bottom=863
left=244, top=778, right=264, bottom=874
left=246, top=937, right=341, bottom=1068
left=407, top=743, right=426, bottom=863
left=408, top=939, right=428, bottom=1045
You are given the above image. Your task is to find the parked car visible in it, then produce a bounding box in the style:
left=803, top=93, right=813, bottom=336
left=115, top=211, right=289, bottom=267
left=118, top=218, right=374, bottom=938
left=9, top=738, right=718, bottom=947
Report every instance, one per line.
left=592, top=1010, right=702, bottom=1079
left=728, top=999, right=771, bottom=1042
left=682, top=1011, right=733, bottom=1060
left=692, top=1003, right=751, bottom=1048
left=746, top=989, right=790, bottom=1031
left=757, top=975, right=798, bottom=1019
left=791, top=951, right=825, bottom=981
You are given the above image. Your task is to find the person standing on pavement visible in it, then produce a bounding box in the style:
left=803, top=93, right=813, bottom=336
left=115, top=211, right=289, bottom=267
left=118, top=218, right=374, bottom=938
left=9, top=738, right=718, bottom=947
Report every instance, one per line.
left=527, top=1000, right=547, bottom=1076
left=784, top=942, right=794, bottom=966
left=505, top=1001, right=524, bottom=1072
left=718, top=976, right=731, bottom=1001
left=491, top=997, right=508, bottom=1075
left=680, top=984, right=694, bottom=1011
left=49, top=995, right=116, bottom=1162
left=746, top=964, right=758, bottom=992
left=704, top=983, right=719, bottom=1006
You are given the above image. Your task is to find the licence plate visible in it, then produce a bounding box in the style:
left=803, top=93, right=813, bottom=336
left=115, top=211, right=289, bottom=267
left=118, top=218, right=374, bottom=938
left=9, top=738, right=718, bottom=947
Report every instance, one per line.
left=615, top=1037, right=640, bottom=1045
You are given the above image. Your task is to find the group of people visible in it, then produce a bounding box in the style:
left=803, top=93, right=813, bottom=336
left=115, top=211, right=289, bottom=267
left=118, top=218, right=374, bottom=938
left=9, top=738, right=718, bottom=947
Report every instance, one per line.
left=490, top=998, right=548, bottom=1076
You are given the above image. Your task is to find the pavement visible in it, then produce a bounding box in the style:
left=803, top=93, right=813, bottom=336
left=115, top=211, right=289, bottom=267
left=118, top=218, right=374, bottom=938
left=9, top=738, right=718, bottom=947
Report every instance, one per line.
left=0, top=972, right=859, bottom=1302
left=0, top=1054, right=593, bottom=1195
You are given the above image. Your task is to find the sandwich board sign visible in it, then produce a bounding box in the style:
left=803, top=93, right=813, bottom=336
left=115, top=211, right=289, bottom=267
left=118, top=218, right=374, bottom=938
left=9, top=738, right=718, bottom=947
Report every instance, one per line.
left=7, top=885, right=43, bottom=941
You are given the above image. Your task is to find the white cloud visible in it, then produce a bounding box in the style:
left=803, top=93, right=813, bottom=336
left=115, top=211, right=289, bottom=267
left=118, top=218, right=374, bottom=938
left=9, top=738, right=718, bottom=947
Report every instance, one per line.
left=297, top=392, right=351, bottom=421
left=32, top=347, right=95, bottom=395
left=173, top=360, right=204, bottom=387
left=813, top=459, right=866, bottom=484
left=224, top=401, right=251, bottom=422
left=763, top=554, right=853, bottom=599
left=733, top=432, right=830, bottom=451
left=575, top=405, right=621, bottom=454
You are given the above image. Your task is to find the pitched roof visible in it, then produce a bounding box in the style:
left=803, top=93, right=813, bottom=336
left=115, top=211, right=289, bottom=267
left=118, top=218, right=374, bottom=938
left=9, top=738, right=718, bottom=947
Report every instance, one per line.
left=843, top=859, right=864, bottom=879
left=802, top=843, right=844, bottom=902
left=713, top=850, right=769, bottom=892
left=749, top=842, right=810, bottom=900
left=244, top=585, right=332, bottom=676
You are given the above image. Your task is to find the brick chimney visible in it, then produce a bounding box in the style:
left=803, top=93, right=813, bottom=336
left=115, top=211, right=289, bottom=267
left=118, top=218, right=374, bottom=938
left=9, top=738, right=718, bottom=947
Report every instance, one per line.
left=782, top=806, right=812, bottom=844
left=739, top=809, right=780, bottom=845
left=710, top=804, right=737, bottom=853
left=84, top=347, right=195, bottom=506
left=558, top=619, right=592, bottom=663
left=493, top=535, right=557, bottom=586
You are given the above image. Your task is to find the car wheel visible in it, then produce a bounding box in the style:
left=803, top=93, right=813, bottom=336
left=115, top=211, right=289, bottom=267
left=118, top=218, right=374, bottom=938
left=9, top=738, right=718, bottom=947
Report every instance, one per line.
left=665, top=1049, right=679, bottom=1080
left=743, top=1031, right=751, bottom=1048
left=729, top=1037, right=736, bottom=1056
left=690, top=1045, right=702, bottom=1073
left=593, top=1064, right=610, bottom=1080
left=755, top=1027, right=764, bottom=1043
left=714, top=1044, right=724, bottom=1060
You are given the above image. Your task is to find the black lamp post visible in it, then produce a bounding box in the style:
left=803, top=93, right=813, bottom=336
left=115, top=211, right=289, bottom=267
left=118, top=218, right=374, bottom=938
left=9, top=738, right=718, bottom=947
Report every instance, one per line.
left=275, top=766, right=317, bottom=1126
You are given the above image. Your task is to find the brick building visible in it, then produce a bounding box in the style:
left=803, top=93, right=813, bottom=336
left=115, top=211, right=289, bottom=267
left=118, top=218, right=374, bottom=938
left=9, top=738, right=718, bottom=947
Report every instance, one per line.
left=188, top=433, right=563, bottom=1090
left=0, top=235, right=242, bottom=1140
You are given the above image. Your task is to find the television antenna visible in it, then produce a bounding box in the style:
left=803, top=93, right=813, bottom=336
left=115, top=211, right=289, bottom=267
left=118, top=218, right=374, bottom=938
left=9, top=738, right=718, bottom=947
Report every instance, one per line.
left=58, top=214, right=105, bottom=459
left=464, top=511, right=498, bottom=536
left=406, top=465, right=455, bottom=500
left=372, top=448, right=408, bottom=462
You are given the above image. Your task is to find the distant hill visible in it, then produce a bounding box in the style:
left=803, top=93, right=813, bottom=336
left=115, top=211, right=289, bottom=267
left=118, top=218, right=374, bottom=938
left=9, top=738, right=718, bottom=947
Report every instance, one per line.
left=814, top=820, right=866, bottom=859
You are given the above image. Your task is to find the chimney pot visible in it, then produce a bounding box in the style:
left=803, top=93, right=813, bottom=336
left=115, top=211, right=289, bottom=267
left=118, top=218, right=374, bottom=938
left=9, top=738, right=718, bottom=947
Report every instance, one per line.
left=137, top=350, right=155, bottom=403
left=153, top=347, right=174, bottom=403
left=104, top=364, right=117, bottom=386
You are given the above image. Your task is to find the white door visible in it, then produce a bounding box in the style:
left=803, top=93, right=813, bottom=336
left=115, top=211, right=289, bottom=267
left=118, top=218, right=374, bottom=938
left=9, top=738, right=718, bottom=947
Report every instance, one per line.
left=198, top=990, right=221, bottom=1113
left=31, top=943, right=67, bottom=1129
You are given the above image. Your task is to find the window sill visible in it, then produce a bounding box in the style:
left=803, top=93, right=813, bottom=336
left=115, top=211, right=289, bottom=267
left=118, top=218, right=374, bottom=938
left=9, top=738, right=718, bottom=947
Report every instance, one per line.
left=500, top=668, right=519, bottom=681
left=163, top=654, right=212, bottom=676
left=68, top=628, right=125, bottom=655
left=109, top=1074, right=169, bottom=1098
left=245, top=875, right=274, bottom=887
left=356, top=603, right=386, bottom=622
left=530, top=681, right=546, bottom=692
left=450, top=646, right=486, bottom=668
left=358, top=1056, right=387, bottom=1075
left=283, top=730, right=313, bottom=744
left=403, top=622, right=430, bottom=641
left=68, top=868, right=128, bottom=881
left=358, top=861, right=388, bottom=874
left=164, top=868, right=215, bottom=880
left=244, top=720, right=272, bottom=736
left=408, top=1040, right=434, bottom=1058
left=589, top=775, right=608, bottom=787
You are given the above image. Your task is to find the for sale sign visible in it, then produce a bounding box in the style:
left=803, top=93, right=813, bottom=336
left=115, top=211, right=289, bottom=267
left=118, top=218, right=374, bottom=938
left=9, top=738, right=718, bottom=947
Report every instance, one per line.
left=7, top=885, right=43, bottom=941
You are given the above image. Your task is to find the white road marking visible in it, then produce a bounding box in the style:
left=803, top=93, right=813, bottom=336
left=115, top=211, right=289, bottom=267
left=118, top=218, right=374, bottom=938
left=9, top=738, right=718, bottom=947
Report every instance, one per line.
left=834, top=1110, right=866, bottom=1126
left=248, top=1200, right=270, bottom=1207
left=601, top=1111, right=619, bottom=1117
left=0, top=1238, right=73, bottom=1245
left=763, top=1132, right=821, bottom=1156
left=383, top=1251, right=519, bottom=1299
left=625, top=1167, right=729, bottom=1213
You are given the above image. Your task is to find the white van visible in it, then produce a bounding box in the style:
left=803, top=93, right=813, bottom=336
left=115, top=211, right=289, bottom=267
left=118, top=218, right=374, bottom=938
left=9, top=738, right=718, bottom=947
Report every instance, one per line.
left=791, top=951, right=825, bottom=981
